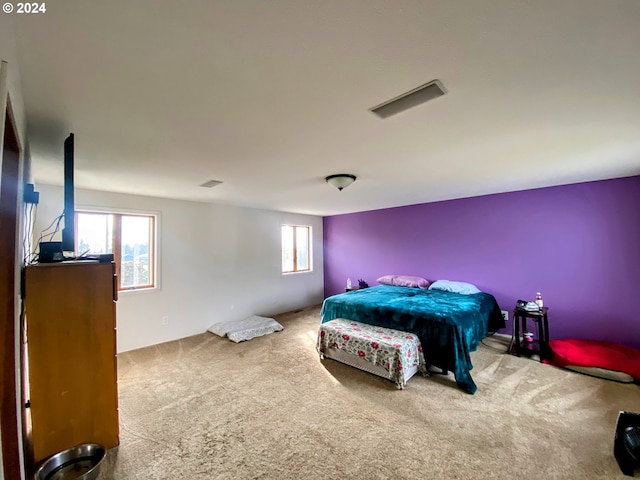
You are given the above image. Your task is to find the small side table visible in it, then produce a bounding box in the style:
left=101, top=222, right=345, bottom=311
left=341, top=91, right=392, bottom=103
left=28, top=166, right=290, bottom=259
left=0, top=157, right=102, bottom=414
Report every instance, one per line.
left=513, top=307, right=550, bottom=361
left=346, top=286, right=369, bottom=292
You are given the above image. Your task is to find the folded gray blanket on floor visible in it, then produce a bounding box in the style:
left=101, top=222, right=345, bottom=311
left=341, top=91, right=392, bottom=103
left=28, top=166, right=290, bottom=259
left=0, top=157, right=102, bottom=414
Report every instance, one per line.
left=208, top=315, right=284, bottom=343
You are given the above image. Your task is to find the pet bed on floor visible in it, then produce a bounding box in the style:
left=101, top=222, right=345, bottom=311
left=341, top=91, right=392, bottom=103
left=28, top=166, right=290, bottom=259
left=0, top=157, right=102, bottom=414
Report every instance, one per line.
left=208, top=315, right=283, bottom=343
left=545, top=339, right=640, bottom=383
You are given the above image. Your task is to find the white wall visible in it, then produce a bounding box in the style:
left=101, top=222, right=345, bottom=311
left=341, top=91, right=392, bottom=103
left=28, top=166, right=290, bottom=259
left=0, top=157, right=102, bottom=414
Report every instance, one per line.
left=33, top=184, right=324, bottom=352
left=0, top=16, right=27, bottom=143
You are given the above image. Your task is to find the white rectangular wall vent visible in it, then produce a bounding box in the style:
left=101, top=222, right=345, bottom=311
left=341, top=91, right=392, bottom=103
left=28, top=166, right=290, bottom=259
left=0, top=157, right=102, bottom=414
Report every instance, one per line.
left=200, top=179, right=223, bottom=188
left=370, top=79, right=446, bottom=118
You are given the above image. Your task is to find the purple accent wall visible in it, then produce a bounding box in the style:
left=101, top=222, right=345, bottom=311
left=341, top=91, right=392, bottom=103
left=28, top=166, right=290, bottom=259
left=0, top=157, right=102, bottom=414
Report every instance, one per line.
left=323, top=176, right=640, bottom=350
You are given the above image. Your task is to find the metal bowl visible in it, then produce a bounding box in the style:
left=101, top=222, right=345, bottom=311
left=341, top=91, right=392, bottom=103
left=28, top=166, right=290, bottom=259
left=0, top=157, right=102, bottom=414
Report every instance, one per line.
left=34, top=443, right=106, bottom=480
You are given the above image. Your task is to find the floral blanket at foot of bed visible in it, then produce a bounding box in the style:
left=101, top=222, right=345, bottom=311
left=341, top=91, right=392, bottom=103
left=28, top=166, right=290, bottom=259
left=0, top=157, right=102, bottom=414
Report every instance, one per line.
left=317, top=319, right=426, bottom=387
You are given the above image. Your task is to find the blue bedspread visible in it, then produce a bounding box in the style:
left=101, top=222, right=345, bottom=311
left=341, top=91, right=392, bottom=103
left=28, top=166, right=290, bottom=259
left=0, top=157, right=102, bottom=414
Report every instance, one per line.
left=320, top=285, right=504, bottom=394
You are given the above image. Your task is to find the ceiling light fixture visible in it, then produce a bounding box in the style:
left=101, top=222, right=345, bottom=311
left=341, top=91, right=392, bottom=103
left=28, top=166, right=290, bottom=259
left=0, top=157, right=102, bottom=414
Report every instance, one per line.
left=325, top=174, right=356, bottom=191
left=199, top=179, right=223, bottom=188
left=370, top=79, right=446, bottom=118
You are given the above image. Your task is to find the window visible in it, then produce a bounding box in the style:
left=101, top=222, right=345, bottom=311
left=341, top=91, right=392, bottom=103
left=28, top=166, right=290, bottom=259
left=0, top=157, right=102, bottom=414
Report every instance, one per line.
left=282, top=225, right=311, bottom=273
left=77, top=211, right=156, bottom=291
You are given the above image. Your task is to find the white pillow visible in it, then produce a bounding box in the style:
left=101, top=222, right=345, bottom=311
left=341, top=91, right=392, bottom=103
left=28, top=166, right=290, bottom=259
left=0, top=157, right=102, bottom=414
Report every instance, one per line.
left=428, top=279, right=481, bottom=295
left=208, top=315, right=283, bottom=343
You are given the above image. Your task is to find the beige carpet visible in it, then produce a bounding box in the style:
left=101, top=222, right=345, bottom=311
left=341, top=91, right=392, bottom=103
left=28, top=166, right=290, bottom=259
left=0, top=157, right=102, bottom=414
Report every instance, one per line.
left=97, top=305, right=640, bottom=479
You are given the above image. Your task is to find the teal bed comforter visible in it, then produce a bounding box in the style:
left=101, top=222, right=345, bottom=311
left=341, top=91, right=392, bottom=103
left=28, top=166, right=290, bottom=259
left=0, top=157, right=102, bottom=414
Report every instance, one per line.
left=320, top=285, right=504, bottom=394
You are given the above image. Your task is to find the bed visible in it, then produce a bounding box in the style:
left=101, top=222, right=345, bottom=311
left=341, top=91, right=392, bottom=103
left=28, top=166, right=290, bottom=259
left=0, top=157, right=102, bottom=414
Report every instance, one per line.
left=320, top=284, right=504, bottom=394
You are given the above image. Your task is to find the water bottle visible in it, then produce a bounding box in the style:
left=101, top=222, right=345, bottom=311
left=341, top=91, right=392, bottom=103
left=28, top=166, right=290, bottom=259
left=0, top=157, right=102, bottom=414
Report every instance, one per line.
left=346, top=278, right=352, bottom=289
left=535, top=292, right=543, bottom=308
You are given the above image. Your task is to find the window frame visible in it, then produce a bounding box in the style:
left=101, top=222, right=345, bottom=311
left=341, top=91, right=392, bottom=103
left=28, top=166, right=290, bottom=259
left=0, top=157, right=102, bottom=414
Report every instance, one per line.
left=281, top=224, right=312, bottom=274
left=75, top=209, right=158, bottom=292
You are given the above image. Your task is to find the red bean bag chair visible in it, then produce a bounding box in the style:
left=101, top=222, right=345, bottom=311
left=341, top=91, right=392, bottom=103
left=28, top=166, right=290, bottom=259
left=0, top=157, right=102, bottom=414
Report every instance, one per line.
left=545, top=339, right=640, bottom=382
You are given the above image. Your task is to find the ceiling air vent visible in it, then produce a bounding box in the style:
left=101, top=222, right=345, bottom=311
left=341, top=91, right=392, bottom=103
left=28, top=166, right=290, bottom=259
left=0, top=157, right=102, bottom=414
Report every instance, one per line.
left=370, top=79, right=446, bottom=119
left=199, top=179, right=223, bottom=188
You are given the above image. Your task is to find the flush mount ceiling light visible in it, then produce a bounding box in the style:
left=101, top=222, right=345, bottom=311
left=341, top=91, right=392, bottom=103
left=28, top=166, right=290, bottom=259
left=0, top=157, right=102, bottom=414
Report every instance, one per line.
left=325, top=174, right=356, bottom=191
left=199, top=179, right=223, bottom=188
left=370, top=79, right=446, bottom=119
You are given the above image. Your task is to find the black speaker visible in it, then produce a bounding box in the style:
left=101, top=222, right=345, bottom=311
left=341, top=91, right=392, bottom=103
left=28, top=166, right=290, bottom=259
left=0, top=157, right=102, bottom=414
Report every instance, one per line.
left=615, top=411, right=640, bottom=476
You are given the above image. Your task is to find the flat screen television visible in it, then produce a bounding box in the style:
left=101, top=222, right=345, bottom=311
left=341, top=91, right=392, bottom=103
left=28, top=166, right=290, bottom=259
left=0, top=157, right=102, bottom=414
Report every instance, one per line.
left=61, top=133, right=75, bottom=253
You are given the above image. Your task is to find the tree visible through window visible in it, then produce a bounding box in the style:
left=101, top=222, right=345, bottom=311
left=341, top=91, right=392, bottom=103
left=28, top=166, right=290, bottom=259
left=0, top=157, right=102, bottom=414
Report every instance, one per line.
left=77, top=211, right=156, bottom=290
left=282, top=225, right=311, bottom=273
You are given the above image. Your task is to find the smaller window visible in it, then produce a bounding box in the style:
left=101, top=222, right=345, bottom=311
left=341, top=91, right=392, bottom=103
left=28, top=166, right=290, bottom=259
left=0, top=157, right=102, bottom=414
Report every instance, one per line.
left=282, top=225, right=311, bottom=273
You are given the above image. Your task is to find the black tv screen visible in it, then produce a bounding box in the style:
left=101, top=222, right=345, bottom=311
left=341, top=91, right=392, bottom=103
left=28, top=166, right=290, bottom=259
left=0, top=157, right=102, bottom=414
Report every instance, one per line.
left=61, top=133, right=75, bottom=253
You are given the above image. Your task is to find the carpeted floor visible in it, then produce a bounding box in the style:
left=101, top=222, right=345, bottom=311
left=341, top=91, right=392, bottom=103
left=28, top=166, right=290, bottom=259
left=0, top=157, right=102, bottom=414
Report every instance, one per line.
left=97, top=305, right=640, bottom=479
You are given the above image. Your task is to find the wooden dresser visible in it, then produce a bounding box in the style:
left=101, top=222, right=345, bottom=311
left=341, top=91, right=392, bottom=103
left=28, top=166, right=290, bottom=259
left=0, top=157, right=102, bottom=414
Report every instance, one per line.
left=24, top=261, right=119, bottom=463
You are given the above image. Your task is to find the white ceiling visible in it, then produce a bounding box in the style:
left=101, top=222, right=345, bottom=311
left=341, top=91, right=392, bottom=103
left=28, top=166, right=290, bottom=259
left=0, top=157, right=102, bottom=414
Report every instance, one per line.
left=11, top=0, right=640, bottom=216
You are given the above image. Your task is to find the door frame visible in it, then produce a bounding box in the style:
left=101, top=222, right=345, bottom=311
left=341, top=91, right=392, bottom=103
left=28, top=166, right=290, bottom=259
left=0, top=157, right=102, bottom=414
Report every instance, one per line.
left=0, top=59, right=26, bottom=480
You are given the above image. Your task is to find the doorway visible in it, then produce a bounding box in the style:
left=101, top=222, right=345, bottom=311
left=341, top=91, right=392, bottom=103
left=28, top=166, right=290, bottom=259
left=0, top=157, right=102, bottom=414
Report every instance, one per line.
left=0, top=98, right=22, bottom=480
